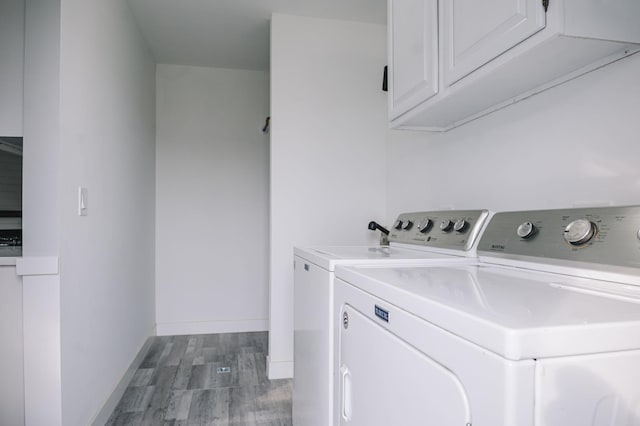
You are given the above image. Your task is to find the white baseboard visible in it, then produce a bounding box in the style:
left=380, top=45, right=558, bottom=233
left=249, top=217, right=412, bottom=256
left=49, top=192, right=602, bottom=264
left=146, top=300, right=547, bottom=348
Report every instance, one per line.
left=90, top=332, right=155, bottom=426
left=266, top=355, right=294, bottom=379
left=156, top=319, right=268, bottom=336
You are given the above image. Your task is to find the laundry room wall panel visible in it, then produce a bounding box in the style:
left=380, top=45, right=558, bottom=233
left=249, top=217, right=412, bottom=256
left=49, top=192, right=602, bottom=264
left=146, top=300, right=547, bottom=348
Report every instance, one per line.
left=155, top=64, right=270, bottom=336
left=387, top=53, right=640, bottom=218
left=0, top=0, right=24, bottom=137
left=269, top=14, right=388, bottom=379
left=0, top=266, right=24, bottom=426
left=56, top=0, right=157, bottom=424
left=21, top=0, right=63, bottom=423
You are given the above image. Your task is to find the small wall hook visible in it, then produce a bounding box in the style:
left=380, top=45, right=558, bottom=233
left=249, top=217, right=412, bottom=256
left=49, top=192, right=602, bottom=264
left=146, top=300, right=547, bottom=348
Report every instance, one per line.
left=262, top=116, right=270, bottom=134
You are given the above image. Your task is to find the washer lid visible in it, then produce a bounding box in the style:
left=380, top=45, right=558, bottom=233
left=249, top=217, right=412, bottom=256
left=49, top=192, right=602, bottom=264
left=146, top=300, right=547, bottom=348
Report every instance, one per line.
left=335, top=263, right=640, bottom=360
left=294, top=245, right=468, bottom=271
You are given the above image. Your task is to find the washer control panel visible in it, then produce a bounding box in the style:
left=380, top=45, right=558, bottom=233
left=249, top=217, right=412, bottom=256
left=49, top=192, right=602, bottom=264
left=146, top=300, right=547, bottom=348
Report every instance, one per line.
left=478, top=206, right=640, bottom=270
left=388, top=210, right=490, bottom=251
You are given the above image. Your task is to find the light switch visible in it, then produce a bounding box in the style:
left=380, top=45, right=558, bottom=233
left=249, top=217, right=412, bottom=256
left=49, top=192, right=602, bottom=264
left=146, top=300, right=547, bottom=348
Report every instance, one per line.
left=78, top=187, right=88, bottom=216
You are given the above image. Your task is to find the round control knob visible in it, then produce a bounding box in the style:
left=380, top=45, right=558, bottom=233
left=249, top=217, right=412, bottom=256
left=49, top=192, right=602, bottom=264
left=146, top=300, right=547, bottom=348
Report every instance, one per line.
left=402, top=220, right=413, bottom=231
left=637, top=229, right=640, bottom=241
left=393, top=219, right=403, bottom=230
left=563, top=219, right=597, bottom=246
left=516, top=222, right=536, bottom=239
left=453, top=219, right=468, bottom=233
left=418, top=218, right=432, bottom=233
left=440, top=219, right=453, bottom=232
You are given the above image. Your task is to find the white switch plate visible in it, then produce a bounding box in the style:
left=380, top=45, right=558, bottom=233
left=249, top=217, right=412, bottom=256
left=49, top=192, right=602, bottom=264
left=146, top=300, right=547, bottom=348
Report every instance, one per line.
left=78, top=187, right=88, bottom=216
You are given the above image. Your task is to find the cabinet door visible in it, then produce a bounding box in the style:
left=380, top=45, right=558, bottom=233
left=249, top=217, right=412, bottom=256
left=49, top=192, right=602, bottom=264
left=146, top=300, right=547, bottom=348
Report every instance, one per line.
left=442, top=0, right=546, bottom=86
left=388, top=0, right=438, bottom=120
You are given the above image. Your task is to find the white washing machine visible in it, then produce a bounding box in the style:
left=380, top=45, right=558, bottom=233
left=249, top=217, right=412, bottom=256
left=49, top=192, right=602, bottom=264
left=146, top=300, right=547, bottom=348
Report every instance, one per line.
left=335, top=206, right=640, bottom=426
left=293, top=210, right=491, bottom=426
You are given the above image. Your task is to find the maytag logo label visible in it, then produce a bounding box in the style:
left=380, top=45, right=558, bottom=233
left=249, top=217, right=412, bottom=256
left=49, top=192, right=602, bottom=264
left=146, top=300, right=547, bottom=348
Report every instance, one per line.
left=491, top=244, right=505, bottom=251
left=374, top=305, right=389, bottom=322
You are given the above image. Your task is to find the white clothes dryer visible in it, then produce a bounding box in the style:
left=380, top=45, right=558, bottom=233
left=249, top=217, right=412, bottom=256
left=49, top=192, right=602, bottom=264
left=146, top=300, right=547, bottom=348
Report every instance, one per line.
left=293, top=210, right=490, bottom=426
left=334, top=206, right=640, bottom=426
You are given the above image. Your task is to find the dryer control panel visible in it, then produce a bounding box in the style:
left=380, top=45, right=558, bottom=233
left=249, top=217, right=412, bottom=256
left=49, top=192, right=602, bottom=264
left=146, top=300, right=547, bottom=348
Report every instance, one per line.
left=478, top=205, right=640, bottom=271
left=388, top=210, right=490, bottom=252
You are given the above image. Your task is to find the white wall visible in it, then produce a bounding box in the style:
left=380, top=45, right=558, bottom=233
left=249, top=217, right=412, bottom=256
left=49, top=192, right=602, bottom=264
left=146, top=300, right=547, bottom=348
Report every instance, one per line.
left=0, top=2, right=25, bottom=404
left=0, top=0, right=24, bottom=137
left=155, top=64, right=270, bottom=335
left=269, top=14, right=388, bottom=378
left=56, top=0, right=157, bottom=424
left=387, top=53, right=640, bottom=217
left=23, top=0, right=60, bottom=258
left=0, top=266, right=24, bottom=426
left=22, top=0, right=63, bottom=424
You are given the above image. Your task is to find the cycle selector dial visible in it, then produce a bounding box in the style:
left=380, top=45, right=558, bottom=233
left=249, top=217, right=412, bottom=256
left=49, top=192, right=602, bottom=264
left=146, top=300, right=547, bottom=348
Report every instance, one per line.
left=440, top=219, right=453, bottom=232
left=453, top=219, right=468, bottom=233
left=418, top=218, right=433, bottom=233
left=563, top=219, right=597, bottom=246
left=402, top=220, right=413, bottom=231
left=393, top=219, right=403, bottom=230
left=516, top=222, right=536, bottom=239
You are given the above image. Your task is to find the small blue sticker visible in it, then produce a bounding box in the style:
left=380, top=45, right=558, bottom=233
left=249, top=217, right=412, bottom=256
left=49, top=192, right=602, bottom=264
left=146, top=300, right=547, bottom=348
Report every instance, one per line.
left=374, top=305, right=389, bottom=322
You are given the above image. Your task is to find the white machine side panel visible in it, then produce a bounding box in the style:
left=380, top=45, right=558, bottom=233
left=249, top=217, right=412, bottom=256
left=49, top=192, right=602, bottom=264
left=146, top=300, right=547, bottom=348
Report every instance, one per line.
left=535, top=350, right=640, bottom=426
left=339, top=304, right=470, bottom=426
left=335, top=278, right=535, bottom=426
left=293, top=256, right=333, bottom=426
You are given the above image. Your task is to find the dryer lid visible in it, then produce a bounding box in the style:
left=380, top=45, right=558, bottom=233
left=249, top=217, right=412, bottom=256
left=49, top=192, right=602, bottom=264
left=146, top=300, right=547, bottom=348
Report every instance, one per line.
left=336, top=263, right=640, bottom=361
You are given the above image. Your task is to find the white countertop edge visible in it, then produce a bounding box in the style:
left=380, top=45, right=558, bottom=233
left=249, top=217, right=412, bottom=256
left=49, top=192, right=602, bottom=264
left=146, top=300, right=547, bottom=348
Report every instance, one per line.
left=16, top=256, right=59, bottom=276
left=0, top=257, right=18, bottom=266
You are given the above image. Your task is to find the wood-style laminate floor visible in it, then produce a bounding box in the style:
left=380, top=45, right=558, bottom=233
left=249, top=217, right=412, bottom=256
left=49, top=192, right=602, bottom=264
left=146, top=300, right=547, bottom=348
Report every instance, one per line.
left=106, top=332, right=292, bottom=426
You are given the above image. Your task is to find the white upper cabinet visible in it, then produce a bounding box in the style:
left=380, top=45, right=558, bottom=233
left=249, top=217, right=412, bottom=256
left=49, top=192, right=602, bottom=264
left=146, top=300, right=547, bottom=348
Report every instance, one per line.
left=388, top=0, right=438, bottom=120
left=390, top=0, right=640, bottom=131
left=0, top=0, right=24, bottom=137
left=442, top=0, right=546, bottom=86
